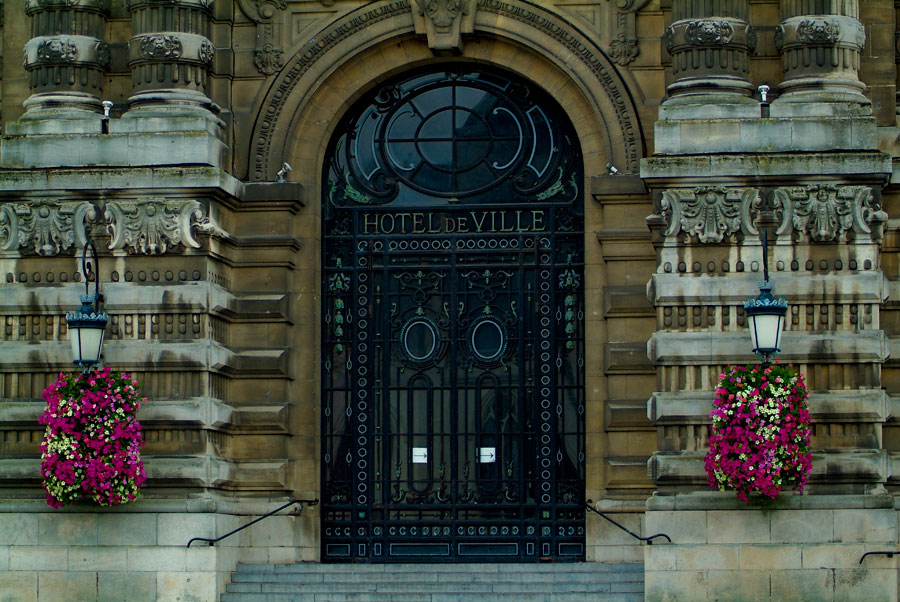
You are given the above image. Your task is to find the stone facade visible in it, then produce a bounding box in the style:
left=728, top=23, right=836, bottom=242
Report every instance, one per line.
left=0, top=0, right=899, bottom=600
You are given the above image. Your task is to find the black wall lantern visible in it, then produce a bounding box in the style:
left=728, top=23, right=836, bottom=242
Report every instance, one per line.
left=744, top=199, right=788, bottom=363
left=66, top=242, right=107, bottom=372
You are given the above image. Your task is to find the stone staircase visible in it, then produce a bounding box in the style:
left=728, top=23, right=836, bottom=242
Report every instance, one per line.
left=221, top=562, right=644, bottom=601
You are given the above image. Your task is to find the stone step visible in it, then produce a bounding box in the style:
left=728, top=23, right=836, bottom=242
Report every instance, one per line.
left=230, top=570, right=642, bottom=585
left=226, top=581, right=642, bottom=594
left=237, top=561, right=642, bottom=574
left=221, top=593, right=644, bottom=602
left=223, top=562, right=645, bottom=602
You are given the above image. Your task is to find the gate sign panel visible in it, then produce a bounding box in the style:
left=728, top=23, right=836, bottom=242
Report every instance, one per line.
left=322, top=66, right=586, bottom=562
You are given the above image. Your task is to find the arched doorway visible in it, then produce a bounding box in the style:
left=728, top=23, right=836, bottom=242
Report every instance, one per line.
left=321, top=65, right=586, bottom=562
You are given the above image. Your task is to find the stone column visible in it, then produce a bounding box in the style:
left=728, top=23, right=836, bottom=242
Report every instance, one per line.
left=23, top=0, right=110, bottom=116
left=663, top=0, right=755, bottom=103
left=126, top=0, right=218, bottom=116
left=774, top=0, right=868, bottom=107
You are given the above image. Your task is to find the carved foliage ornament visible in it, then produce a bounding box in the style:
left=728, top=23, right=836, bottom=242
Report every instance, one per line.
left=0, top=199, right=212, bottom=256
left=609, top=32, right=639, bottom=66
left=37, top=39, right=78, bottom=63
left=796, top=19, right=840, bottom=45
left=139, top=35, right=183, bottom=60
left=198, top=41, right=215, bottom=67
left=105, top=200, right=211, bottom=255
left=0, top=201, right=95, bottom=256
left=254, top=43, right=284, bottom=75
left=657, top=185, right=886, bottom=244
left=684, top=20, right=734, bottom=46
left=413, top=0, right=475, bottom=53
left=660, top=187, right=756, bottom=244
left=777, top=184, right=886, bottom=242
left=418, top=0, right=468, bottom=27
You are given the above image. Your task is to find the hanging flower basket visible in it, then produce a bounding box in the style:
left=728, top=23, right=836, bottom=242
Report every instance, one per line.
left=39, top=368, right=147, bottom=508
left=704, top=363, right=812, bottom=502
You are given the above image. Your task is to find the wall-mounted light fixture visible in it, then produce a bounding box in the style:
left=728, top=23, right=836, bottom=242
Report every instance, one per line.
left=65, top=241, right=107, bottom=372
left=744, top=196, right=787, bottom=364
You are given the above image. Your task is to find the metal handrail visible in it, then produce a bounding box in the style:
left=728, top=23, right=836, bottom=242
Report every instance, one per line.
left=585, top=500, right=672, bottom=545
left=859, top=551, right=900, bottom=564
left=186, top=499, right=319, bottom=548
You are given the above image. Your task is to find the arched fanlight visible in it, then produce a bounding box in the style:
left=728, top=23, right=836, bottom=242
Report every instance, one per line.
left=65, top=242, right=107, bottom=372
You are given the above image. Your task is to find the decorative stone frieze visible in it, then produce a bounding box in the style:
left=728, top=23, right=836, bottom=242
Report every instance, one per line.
left=23, top=0, right=109, bottom=115
left=0, top=201, right=96, bottom=256
left=659, top=187, right=757, bottom=243
left=656, top=185, right=884, bottom=244
left=775, top=184, right=886, bottom=242
left=0, top=198, right=213, bottom=256
left=105, top=199, right=212, bottom=255
left=412, top=0, right=476, bottom=54
left=663, top=0, right=754, bottom=99
left=774, top=0, right=868, bottom=105
left=127, top=0, right=218, bottom=114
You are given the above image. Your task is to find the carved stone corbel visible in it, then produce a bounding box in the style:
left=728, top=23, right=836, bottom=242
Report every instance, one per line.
left=0, top=200, right=97, bottom=256
left=105, top=199, right=211, bottom=255
left=412, top=0, right=476, bottom=55
left=238, top=0, right=287, bottom=76
left=658, top=187, right=758, bottom=244
left=608, top=1, right=645, bottom=66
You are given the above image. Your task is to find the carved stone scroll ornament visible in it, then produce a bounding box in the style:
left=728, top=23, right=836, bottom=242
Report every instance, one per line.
left=105, top=200, right=212, bottom=255
left=659, top=187, right=758, bottom=244
left=776, top=185, right=886, bottom=242
left=413, top=0, right=476, bottom=54
left=0, top=201, right=96, bottom=256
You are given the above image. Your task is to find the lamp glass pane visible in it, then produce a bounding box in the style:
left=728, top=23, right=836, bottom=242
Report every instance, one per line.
left=750, top=313, right=782, bottom=353
left=69, top=327, right=104, bottom=363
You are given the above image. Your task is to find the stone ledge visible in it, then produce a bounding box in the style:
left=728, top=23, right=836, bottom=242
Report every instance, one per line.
left=649, top=272, right=887, bottom=305
left=641, top=151, right=892, bottom=182
left=649, top=330, right=888, bottom=365
left=653, top=116, right=878, bottom=155
left=591, top=174, right=648, bottom=197
left=648, top=389, right=888, bottom=424
left=0, top=166, right=242, bottom=198
left=0, top=340, right=289, bottom=377
left=0, top=283, right=290, bottom=323
left=1, top=131, right=227, bottom=170
left=649, top=450, right=888, bottom=487
left=0, top=456, right=290, bottom=490
left=646, top=491, right=894, bottom=511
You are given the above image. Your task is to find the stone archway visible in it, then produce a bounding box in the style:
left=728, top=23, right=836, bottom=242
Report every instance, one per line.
left=246, top=0, right=645, bottom=185
left=246, top=0, right=648, bottom=561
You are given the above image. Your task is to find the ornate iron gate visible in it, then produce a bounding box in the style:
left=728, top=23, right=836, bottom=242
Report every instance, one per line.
left=322, top=67, right=585, bottom=562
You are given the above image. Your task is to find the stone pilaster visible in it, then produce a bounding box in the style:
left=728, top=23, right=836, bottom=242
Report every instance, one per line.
left=663, top=0, right=755, bottom=105
left=126, top=0, right=218, bottom=116
left=773, top=0, right=869, bottom=109
left=23, top=0, right=110, bottom=116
